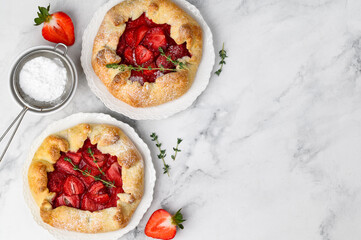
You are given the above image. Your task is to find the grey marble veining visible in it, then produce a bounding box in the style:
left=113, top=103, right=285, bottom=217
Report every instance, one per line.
left=1, top=0, right=361, bottom=239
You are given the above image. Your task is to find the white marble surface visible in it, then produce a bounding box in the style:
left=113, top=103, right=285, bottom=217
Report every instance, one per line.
left=1, top=0, right=361, bottom=239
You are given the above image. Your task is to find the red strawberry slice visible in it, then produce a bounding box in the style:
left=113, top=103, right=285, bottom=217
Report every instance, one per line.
left=82, top=139, right=93, bottom=150
left=55, top=157, right=78, bottom=175
left=156, top=55, right=175, bottom=69
left=145, top=209, right=185, bottom=240
left=124, top=28, right=136, bottom=48
left=129, top=71, right=145, bottom=84
left=65, top=152, right=82, bottom=165
left=135, top=25, right=150, bottom=46
left=143, top=27, right=168, bottom=51
left=107, top=187, right=124, bottom=207
left=88, top=181, right=106, bottom=195
left=82, top=151, right=105, bottom=168
left=81, top=194, right=97, bottom=212
left=117, top=38, right=126, bottom=56
left=34, top=6, right=75, bottom=46
left=47, top=171, right=66, bottom=192
left=108, top=156, right=118, bottom=165
left=123, top=47, right=135, bottom=65
left=54, top=194, right=80, bottom=208
left=127, top=13, right=148, bottom=29
left=90, top=193, right=110, bottom=204
left=81, top=194, right=107, bottom=212
left=135, top=45, right=154, bottom=65
left=106, top=162, right=122, bottom=187
left=166, top=43, right=191, bottom=60
left=63, top=175, right=85, bottom=196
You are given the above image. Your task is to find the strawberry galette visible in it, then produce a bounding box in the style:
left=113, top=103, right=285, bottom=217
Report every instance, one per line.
left=92, top=0, right=203, bottom=107
left=28, top=123, right=144, bottom=233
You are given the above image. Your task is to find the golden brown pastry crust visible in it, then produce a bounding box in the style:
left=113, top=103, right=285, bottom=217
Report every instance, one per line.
left=28, top=123, right=144, bottom=233
left=92, top=0, right=203, bottom=107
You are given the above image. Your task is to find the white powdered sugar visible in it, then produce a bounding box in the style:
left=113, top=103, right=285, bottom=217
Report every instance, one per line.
left=19, top=56, right=67, bottom=102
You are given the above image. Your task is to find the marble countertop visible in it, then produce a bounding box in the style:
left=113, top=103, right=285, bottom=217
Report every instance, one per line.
left=1, top=0, right=361, bottom=239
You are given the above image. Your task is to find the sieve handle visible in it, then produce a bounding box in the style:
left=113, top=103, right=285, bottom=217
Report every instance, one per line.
left=0, top=106, right=28, bottom=162
left=54, top=43, right=68, bottom=56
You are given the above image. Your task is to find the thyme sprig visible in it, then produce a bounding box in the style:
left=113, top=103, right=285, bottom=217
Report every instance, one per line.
left=158, top=47, right=187, bottom=70
left=106, top=63, right=177, bottom=72
left=171, top=138, right=182, bottom=160
left=87, top=147, right=105, bottom=176
left=64, top=157, right=115, bottom=188
left=215, top=43, right=228, bottom=76
left=105, top=47, right=187, bottom=73
left=150, top=133, right=170, bottom=176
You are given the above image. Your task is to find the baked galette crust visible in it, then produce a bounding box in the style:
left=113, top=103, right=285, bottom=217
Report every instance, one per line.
left=92, top=0, right=203, bottom=107
left=28, top=123, right=144, bottom=233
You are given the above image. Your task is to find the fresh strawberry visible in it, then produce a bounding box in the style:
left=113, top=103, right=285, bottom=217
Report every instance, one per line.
left=55, top=157, right=78, bottom=175
left=135, top=45, right=154, bottom=65
left=47, top=171, right=66, bottom=192
left=135, top=25, right=150, bottom=46
left=106, top=162, right=122, bottom=187
left=143, top=27, right=168, bottom=51
left=63, top=175, right=85, bottom=196
left=166, top=43, right=191, bottom=60
left=145, top=209, right=185, bottom=240
left=65, top=152, right=82, bottom=165
left=34, top=5, right=75, bottom=46
left=55, top=194, right=80, bottom=208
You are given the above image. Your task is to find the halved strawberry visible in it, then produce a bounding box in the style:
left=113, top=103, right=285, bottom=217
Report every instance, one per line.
left=47, top=171, right=66, bottom=192
left=135, top=25, right=150, bottom=46
left=63, top=175, right=85, bottom=196
left=55, top=157, right=78, bottom=175
left=143, top=27, right=168, bottom=51
left=106, top=162, right=122, bottom=187
left=135, top=45, right=154, bottom=65
left=79, top=166, right=98, bottom=187
left=117, top=38, right=126, bottom=56
left=145, top=209, right=185, bottom=240
left=54, top=194, right=80, bottom=208
left=65, top=152, right=82, bottom=165
left=34, top=5, right=75, bottom=46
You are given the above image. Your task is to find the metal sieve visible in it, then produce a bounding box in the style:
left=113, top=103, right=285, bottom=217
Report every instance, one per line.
left=0, top=43, right=78, bottom=162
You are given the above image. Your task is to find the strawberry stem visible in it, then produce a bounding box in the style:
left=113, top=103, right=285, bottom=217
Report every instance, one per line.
left=172, top=208, right=186, bottom=229
left=34, top=5, right=51, bottom=26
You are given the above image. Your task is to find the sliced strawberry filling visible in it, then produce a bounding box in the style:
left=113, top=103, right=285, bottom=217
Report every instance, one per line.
left=116, top=13, right=191, bottom=84
left=47, top=139, right=124, bottom=212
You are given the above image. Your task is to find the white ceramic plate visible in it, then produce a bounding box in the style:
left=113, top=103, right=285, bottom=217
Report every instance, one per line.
left=81, top=0, right=215, bottom=120
left=22, top=113, right=155, bottom=240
